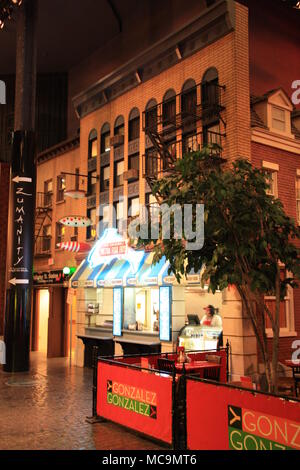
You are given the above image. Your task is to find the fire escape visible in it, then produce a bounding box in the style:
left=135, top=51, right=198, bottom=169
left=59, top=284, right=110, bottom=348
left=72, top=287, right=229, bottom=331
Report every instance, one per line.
left=142, top=80, right=226, bottom=188
left=35, top=192, right=52, bottom=257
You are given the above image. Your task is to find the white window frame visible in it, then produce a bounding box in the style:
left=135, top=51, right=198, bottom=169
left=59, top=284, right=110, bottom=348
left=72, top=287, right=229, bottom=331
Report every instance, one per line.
left=296, top=172, right=300, bottom=226
left=262, top=161, right=279, bottom=197
left=271, top=106, right=286, bottom=133
left=265, top=269, right=296, bottom=338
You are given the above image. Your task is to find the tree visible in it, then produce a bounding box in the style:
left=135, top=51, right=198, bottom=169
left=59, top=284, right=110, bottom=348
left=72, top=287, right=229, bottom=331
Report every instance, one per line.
left=138, top=148, right=300, bottom=393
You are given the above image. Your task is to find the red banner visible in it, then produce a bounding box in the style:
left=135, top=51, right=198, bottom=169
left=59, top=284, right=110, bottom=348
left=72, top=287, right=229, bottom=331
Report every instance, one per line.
left=97, top=361, right=173, bottom=444
left=186, top=380, right=300, bottom=450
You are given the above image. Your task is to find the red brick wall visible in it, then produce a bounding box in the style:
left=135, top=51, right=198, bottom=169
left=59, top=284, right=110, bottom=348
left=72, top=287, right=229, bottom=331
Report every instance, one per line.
left=0, top=163, right=10, bottom=335
left=252, top=141, right=300, bottom=362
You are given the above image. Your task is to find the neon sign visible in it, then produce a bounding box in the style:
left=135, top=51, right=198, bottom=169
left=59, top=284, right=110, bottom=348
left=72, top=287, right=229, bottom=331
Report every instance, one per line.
left=87, top=228, right=144, bottom=273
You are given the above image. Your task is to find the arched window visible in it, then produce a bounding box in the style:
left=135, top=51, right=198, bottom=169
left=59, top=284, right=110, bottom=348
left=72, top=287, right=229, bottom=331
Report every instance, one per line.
left=201, top=67, right=219, bottom=108
left=128, top=107, right=140, bottom=141
left=162, top=89, right=176, bottom=127
left=88, top=129, right=97, bottom=159
left=201, top=68, right=221, bottom=145
left=114, top=115, right=124, bottom=136
left=145, top=98, right=157, bottom=132
left=181, top=79, right=197, bottom=117
left=100, top=122, right=110, bottom=153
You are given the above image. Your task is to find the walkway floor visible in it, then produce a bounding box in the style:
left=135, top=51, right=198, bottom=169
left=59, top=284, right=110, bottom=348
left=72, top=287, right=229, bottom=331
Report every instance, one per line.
left=0, top=352, right=164, bottom=450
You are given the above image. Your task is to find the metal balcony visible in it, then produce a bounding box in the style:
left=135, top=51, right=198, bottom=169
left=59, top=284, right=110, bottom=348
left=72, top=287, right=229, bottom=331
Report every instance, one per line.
left=143, top=130, right=224, bottom=185
left=35, top=192, right=53, bottom=246
left=142, top=82, right=225, bottom=136
left=35, top=236, right=52, bottom=257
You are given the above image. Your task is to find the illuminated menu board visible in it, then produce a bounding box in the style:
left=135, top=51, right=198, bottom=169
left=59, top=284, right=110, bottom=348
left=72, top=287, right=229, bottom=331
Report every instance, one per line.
left=113, top=287, right=123, bottom=337
left=159, top=286, right=171, bottom=342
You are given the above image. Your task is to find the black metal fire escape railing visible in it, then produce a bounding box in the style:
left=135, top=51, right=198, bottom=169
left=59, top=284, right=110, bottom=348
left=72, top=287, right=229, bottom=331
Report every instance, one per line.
left=142, top=82, right=226, bottom=186
left=142, top=130, right=225, bottom=183
left=35, top=192, right=52, bottom=255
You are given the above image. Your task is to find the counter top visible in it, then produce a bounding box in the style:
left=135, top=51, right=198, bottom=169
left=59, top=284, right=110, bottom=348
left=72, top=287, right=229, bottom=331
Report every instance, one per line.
left=77, top=334, right=114, bottom=341
left=114, top=337, right=161, bottom=346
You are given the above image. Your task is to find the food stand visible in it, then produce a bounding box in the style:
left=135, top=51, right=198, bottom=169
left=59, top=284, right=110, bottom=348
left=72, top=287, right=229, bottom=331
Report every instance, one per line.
left=70, top=228, right=224, bottom=366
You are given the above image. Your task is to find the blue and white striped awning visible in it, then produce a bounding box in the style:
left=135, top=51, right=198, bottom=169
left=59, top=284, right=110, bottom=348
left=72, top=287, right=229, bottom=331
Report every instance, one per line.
left=96, top=258, right=131, bottom=287
left=70, top=251, right=203, bottom=288
left=161, top=264, right=203, bottom=285
left=69, top=259, right=92, bottom=288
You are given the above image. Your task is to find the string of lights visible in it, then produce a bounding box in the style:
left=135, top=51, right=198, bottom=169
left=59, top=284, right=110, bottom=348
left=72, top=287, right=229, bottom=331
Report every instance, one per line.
left=0, top=0, right=22, bottom=29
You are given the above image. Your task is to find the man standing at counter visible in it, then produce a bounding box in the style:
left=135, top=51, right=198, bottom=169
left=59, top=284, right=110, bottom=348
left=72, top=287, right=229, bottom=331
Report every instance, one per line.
left=201, top=305, right=223, bottom=328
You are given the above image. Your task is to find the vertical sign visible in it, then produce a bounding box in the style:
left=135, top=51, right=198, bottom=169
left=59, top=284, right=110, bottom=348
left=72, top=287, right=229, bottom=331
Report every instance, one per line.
left=4, top=130, right=36, bottom=372
left=8, top=172, right=34, bottom=286
left=159, top=286, right=172, bottom=341
left=113, top=287, right=123, bottom=337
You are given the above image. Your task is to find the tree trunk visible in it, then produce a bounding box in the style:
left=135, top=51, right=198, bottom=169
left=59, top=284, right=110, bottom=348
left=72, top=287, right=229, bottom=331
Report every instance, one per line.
left=271, top=267, right=281, bottom=394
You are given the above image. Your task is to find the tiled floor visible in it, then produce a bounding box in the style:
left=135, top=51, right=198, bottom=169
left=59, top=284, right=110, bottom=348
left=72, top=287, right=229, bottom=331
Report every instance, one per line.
left=0, top=352, right=163, bottom=450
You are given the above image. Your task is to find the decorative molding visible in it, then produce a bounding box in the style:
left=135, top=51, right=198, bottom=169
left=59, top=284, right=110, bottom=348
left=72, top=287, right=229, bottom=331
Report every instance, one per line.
left=128, top=138, right=140, bottom=156
left=37, top=136, right=79, bottom=164
left=113, top=145, right=124, bottom=161
left=100, top=151, right=110, bottom=167
left=99, top=191, right=109, bottom=205
left=88, top=157, right=97, bottom=172
left=252, top=128, right=300, bottom=155
left=87, top=195, right=96, bottom=209
left=72, top=0, right=234, bottom=119
left=128, top=182, right=139, bottom=197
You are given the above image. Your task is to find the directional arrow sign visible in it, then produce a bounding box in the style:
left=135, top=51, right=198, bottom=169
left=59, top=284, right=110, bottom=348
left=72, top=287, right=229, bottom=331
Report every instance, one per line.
left=12, top=176, right=32, bottom=183
left=9, top=278, right=29, bottom=286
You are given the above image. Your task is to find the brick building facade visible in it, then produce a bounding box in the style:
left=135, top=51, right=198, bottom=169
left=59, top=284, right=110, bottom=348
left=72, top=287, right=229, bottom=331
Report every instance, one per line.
left=1, top=1, right=299, bottom=378
left=250, top=88, right=300, bottom=364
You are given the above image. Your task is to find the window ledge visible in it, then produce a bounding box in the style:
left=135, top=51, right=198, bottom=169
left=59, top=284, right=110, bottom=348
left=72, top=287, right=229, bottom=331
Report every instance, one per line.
left=266, top=330, right=298, bottom=338
left=56, top=199, right=65, bottom=205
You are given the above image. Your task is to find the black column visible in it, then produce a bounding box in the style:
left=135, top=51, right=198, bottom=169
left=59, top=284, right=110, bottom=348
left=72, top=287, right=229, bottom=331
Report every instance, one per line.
left=3, top=131, right=36, bottom=372
left=3, top=0, right=37, bottom=373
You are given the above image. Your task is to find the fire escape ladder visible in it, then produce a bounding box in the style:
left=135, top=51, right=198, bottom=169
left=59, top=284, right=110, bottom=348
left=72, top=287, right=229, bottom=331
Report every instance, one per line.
left=147, top=130, right=176, bottom=169
left=35, top=192, right=53, bottom=246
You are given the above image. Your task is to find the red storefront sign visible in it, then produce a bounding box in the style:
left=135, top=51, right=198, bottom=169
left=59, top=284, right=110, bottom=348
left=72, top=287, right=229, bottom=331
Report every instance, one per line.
left=97, top=361, right=173, bottom=444
left=186, top=380, right=300, bottom=450
left=98, top=240, right=127, bottom=257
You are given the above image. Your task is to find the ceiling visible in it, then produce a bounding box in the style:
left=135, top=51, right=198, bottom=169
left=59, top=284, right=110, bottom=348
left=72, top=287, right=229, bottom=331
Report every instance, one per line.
left=0, top=0, right=140, bottom=74
left=0, top=0, right=299, bottom=77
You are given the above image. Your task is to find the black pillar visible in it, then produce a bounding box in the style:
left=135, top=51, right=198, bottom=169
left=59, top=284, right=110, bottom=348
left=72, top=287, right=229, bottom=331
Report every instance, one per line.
left=3, top=131, right=36, bottom=372
left=3, top=0, right=37, bottom=373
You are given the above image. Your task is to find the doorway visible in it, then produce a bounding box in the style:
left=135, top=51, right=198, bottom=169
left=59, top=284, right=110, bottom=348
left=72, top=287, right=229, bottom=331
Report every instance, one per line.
left=37, top=289, right=49, bottom=353
left=32, top=287, right=68, bottom=358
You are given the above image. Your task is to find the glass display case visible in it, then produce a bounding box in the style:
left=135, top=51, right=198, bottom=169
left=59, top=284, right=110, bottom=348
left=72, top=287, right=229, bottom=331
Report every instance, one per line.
left=178, top=324, right=223, bottom=351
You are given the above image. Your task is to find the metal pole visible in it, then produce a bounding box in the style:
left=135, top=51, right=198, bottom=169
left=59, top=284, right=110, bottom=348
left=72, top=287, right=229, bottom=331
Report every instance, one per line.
left=3, top=0, right=37, bottom=372
left=69, top=303, right=72, bottom=366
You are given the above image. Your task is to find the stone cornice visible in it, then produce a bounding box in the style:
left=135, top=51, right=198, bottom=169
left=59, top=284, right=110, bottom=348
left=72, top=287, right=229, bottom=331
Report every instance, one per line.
left=36, top=136, right=80, bottom=164
left=72, top=0, right=235, bottom=119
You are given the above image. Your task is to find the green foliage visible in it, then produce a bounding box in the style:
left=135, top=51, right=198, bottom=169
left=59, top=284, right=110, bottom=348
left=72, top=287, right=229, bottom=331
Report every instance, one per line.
left=139, top=149, right=300, bottom=300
